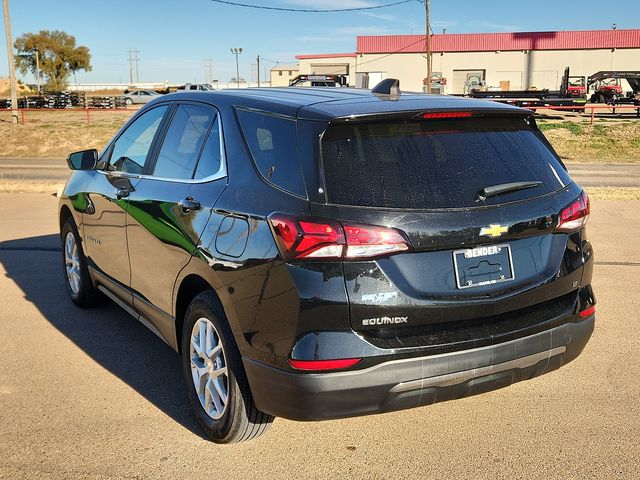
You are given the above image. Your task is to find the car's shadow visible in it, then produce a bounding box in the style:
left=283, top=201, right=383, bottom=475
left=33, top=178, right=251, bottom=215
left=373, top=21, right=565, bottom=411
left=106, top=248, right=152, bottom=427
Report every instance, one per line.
left=0, top=233, right=205, bottom=438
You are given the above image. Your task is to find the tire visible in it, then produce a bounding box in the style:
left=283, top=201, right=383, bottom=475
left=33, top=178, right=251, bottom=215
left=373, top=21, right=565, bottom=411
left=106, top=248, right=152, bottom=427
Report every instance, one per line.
left=61, top=216, right=102, bottom=307
left=125, top=97, right=133, bottom=106
left=181, top=291, right=274, bottom=443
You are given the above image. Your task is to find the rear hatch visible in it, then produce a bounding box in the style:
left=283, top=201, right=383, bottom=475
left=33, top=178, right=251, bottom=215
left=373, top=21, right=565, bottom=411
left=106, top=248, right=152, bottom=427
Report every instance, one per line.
left=308, top=110, right=587, bottom=350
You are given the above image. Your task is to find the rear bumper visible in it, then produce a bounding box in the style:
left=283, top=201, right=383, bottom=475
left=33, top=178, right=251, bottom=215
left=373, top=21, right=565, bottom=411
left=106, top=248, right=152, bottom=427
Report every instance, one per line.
left=243, top=316, right=594, bottom=421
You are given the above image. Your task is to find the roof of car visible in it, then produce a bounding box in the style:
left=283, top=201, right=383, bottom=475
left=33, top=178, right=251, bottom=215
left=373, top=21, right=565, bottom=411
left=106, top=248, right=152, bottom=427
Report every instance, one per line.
left=162, top=87, right=526, bottom=120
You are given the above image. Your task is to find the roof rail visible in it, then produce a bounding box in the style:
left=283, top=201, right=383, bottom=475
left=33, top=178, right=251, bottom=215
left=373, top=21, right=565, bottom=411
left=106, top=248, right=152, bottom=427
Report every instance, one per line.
left=371, top=78, right=400, bottom=97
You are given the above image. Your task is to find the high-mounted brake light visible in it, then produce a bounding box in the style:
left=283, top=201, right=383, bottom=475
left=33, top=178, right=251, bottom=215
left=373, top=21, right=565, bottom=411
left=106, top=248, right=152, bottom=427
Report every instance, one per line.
left=268, top=213, right=411, bottom=261
left=557, top=191, right=590, bottom=232
left=421, top=111, right=474, bottom=119
left=288, top=358, right=361, bottom=371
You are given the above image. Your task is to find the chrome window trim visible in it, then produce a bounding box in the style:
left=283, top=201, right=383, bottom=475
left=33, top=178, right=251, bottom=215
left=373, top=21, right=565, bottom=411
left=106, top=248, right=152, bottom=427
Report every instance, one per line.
left=98, top=101, right=228, bottom=184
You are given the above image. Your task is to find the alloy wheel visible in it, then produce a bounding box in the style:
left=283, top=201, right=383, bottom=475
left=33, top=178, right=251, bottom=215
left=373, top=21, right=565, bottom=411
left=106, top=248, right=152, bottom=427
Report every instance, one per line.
left=64, top=232, right=81, bottom=294
left=190, top=318, right=229, bottom=420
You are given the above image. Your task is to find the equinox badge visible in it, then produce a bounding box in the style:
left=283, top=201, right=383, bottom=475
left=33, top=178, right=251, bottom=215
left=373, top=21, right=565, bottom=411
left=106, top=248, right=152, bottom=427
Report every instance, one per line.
left=480, top=224, right=509, bottom=238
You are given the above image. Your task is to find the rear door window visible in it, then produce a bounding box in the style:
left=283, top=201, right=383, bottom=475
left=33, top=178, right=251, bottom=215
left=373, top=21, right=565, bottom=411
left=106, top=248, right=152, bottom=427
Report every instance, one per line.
left=152, top=104, right=215, bottom=179
left=321, top=117, right=570, bottom=209
left=236, top=109, right=306, bottom=197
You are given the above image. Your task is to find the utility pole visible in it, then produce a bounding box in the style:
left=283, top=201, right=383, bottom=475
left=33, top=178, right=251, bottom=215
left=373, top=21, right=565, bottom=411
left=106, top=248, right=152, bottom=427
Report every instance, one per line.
left=35, top=50, right=40, bottom=93
left=203, top=58, right=213, bottom=84
left=230, top=48, right=242, bottom=88
left=256, top=55, right=260, bottom=87
left=425, top=0, right=432, bottom=94
left=128, top=48, right=140, bottom=84
left=2, top=0, right=18, bottom=123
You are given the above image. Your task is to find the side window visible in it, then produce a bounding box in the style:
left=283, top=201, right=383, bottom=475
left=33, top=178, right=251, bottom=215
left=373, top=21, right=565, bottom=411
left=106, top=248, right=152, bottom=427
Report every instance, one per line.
left=108, top=105, right=168, bottom=174
left=152, top=104, right=215, bottom=179
left=194, top=115, right=223, bottom=180
left=236, top=109, right=305, bottom=197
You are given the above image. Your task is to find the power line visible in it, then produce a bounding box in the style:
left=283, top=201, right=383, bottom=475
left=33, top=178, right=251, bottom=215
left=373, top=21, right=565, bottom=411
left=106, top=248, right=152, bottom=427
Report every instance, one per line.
left=260, top=57, right=297, bottom=64
left=355, top=35, right=427, bottom=69
left=209, top=0, right=416, bottom=13
left=316, top=35, right=428, bottom=77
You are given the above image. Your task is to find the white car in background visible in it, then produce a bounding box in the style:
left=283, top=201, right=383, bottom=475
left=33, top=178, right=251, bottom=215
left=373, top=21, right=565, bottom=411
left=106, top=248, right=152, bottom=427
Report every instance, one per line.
left=124, top=90, right=161, bottom=105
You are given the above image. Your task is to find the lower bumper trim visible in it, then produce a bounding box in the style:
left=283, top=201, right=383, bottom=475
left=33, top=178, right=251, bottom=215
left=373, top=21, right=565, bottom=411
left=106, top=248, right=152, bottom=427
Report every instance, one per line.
left=391, top=346, right=566, bottom=392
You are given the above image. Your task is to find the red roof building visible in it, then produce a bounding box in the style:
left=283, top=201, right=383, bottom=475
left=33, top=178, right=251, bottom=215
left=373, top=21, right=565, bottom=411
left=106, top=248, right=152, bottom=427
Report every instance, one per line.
left=294, top=29, right=640, bottom=93
left=357, top=29, right=640, bottom=54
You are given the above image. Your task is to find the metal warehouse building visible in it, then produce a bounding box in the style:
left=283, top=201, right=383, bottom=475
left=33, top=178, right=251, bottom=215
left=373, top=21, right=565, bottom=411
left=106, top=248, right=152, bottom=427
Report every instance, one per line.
left=295, top=29, right=640, bottom=94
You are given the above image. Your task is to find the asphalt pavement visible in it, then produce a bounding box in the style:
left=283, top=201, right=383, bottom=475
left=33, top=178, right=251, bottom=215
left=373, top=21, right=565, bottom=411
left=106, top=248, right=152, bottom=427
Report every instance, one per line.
left=0, top=193, right=639, bottom=479
left=1, top=157, right=639, bottom=187
left=566, top=163, right=640, bottom=187
left=0, top=157, right=69, bottom=182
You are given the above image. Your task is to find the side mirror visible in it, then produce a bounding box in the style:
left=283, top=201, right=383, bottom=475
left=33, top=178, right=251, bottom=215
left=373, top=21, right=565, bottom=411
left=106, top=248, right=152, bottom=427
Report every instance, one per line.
left=67, top=149, right=98, bottom=170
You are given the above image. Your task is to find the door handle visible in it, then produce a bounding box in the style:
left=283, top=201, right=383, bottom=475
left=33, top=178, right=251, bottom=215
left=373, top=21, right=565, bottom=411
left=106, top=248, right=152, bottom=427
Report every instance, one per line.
left=178, top=197, right=201, bottom=212
left=115, top=187, right=130, bottom=199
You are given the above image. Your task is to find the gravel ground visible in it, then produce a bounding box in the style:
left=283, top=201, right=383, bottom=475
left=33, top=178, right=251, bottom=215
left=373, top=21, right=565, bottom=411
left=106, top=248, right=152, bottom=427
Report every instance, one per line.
left=0, top=194, right=638, bottom=480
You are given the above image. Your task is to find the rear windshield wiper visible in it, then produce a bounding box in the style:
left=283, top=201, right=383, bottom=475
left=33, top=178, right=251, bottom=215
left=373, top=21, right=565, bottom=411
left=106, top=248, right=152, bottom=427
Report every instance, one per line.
left=476, top=181, right=543, bottom=202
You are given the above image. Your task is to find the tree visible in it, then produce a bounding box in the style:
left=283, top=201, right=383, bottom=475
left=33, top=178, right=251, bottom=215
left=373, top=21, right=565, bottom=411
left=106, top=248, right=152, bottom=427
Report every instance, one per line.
left=14, top=30, right=91, bottom=91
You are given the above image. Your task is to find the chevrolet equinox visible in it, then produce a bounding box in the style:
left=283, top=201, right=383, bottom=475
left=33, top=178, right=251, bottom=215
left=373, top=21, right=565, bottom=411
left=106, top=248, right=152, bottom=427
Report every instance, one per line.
left=59, top=83, right=595, bottom=443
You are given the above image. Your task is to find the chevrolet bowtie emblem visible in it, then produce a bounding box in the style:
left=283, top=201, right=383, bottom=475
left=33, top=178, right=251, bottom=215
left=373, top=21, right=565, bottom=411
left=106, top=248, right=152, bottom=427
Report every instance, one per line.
left=480, top=224, right=509, bottom=238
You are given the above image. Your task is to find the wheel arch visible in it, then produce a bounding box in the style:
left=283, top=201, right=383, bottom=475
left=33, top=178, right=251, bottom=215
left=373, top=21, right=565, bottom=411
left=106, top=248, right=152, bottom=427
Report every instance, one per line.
left=174, top=274, right=223, bottom=354
left=59, top=204, right=73, bottom=232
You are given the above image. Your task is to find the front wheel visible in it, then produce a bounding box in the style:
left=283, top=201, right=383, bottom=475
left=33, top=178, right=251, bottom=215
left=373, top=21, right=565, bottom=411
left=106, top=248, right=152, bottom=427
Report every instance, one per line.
left=125, top=97, right=133, bottom=105
left=181, top=292, right=274, bottom=443
left=61, top=217, right=102, bottom=307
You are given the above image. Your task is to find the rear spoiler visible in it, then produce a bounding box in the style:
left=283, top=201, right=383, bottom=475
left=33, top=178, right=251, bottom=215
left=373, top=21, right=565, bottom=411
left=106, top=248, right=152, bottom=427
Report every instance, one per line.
left=327, top=108, right=533, bottom=125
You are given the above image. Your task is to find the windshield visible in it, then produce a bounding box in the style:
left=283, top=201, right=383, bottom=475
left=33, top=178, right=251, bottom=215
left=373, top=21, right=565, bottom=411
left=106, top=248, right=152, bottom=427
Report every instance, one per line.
left=320, top=117, right=571, bottom=209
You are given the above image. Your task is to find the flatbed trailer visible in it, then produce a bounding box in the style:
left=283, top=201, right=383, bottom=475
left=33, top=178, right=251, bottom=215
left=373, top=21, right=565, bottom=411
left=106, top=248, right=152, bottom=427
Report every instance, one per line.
left=289, top=74, right=349, bottom=87
left=465, top=67, right=587, bottom=107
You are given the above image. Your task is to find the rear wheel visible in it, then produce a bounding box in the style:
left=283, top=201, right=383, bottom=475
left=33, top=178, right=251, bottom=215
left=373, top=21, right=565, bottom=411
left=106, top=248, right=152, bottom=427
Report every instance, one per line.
left=61, top=217, right=102, bottom=307
left=181, top=291, right=274, bottom=443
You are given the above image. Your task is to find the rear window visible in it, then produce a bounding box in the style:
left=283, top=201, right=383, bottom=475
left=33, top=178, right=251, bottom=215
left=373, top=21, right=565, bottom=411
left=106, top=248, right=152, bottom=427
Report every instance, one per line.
left=321, top=117, right=570, bottom=209
left=236, top=109, right=306, bottom=197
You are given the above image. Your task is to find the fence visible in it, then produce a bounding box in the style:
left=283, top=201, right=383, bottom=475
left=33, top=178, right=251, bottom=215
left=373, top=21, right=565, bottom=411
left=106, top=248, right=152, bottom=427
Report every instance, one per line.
left=1, top=107, right=136, bottom=126
left=524, top=104, right=640, bottom=125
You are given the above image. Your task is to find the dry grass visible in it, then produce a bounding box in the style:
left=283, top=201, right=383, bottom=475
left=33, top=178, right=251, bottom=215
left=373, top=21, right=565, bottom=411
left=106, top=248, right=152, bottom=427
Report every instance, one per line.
left=0, top=109, right=136, bottom=157
left=0, top=179, right=63, bottom=194
left=540, top=121, right=640, bottom=162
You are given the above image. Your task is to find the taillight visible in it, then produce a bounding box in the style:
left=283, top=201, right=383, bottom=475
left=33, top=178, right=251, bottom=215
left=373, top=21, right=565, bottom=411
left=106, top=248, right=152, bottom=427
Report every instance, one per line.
left=288, top=358, right=361, bottom=371
left=557, top=191, right=590, bottom=232
left=268, top=213, right=411, bottom=261
left=269, top=215, right=344, bottom=259
left=579, top=305, right=596, bottom=318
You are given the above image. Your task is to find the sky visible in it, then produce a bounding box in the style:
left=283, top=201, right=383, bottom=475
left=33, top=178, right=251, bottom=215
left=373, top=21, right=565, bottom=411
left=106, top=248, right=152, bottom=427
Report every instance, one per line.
left=1, top=0, right=639, bottom=85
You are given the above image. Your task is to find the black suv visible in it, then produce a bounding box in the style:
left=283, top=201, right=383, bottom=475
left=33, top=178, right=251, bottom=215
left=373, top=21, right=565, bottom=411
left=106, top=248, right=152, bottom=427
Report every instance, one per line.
left=59, top=85, right=595, bottom=443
